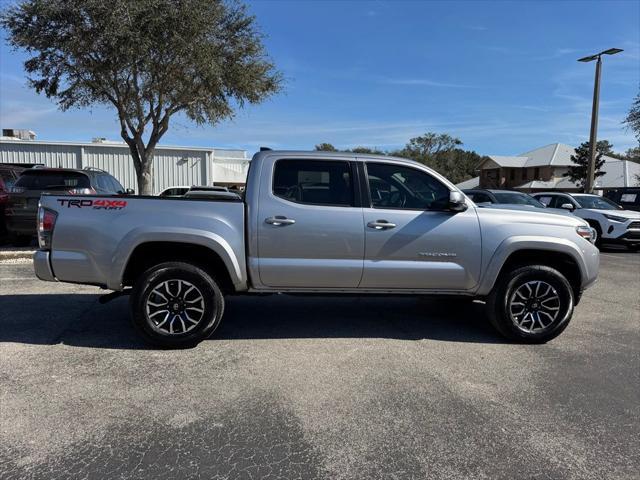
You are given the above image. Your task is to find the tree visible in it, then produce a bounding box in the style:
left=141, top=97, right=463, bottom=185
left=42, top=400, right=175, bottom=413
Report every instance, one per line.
left=624, top=146, right=640, bottom=164
left=624, top=89, right=640, bottom=143
left=392, top=133, right=463, bottom=167
left=314, top=143, right=337, bottom=152
left=2, top=0, right=282, bottom=194
left=563, top=140, right=612, bottom=191
left=348, top=146, right=386, bottom=155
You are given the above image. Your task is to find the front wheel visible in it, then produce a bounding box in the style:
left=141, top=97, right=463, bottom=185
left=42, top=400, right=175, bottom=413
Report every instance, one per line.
left=486, top=265, right=574, bottom=343
left=130, top=261, right=225, bottom=348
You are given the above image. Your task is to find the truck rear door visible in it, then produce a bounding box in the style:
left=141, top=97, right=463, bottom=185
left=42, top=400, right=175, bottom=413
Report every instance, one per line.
left=256, top=157, right=364, bottom=288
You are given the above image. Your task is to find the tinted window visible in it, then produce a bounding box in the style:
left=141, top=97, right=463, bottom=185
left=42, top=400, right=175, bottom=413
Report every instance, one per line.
left=573, top=195, right=622, bottom=210
left=492, top=192, right=545, bottom=207
left=470, top=192, right=493, bottom=203
left=273, top=159, right=354, bottom=207
left=96, top=175, right=112, bottom=191
left=536, top=195, right=554, bottom=207
left=15, top=171, right=90, bottom=190
left=366, top=163, right=449, bottom=210
left=108, top=176, right=125, bottom=193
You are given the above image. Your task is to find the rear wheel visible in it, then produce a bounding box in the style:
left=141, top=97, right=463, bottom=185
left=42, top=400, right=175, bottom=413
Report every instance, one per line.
left=486, top=265, right=574, bottom=343
left=130, top=261, right=225, bottom=348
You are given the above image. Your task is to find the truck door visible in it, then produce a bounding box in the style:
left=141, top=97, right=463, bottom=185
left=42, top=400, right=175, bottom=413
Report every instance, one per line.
left=257, top=157, right=364, bottom=288
left=360, top=162, right=482, bottom=291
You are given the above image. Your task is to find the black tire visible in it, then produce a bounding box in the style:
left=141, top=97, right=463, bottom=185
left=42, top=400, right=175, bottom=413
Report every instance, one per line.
left=627, top=244, right=640, bottom=252
left=130, top=261, right=225, bottom=348
left=586, top=221, right=602, bottom=248
left=486, top=265, right=574, bottom=343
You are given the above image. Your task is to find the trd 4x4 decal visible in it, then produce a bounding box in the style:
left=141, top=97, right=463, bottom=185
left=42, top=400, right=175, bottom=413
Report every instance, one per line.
left=57, top=198, right=127, bottom=210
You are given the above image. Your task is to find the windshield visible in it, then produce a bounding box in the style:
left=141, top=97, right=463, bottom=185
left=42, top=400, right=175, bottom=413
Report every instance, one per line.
left=15, top=171, right=90, bottom=190
left=573, top=195, right=622, bottom=210
left=492, top=192, right=545, bottom=207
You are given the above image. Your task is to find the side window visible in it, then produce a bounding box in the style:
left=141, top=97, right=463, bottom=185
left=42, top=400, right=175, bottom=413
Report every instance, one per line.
left=537, top=195, right=553, bottom=207
left=96, top=175, right=111, bottom=191
left=473, top=193, right=493, bottom=203
left=273, top=159, right=354, bottom=207
left=109, top=176, right=125, bottom=193
left=366, top=163, right=450, bottom=210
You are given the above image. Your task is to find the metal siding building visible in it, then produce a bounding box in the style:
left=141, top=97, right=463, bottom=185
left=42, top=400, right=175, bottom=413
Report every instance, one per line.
left=0, top=139, right=248, bottom=194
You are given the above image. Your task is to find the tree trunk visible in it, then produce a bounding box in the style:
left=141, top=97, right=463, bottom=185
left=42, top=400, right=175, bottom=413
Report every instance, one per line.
left=136, top=154, right=154, bottom=195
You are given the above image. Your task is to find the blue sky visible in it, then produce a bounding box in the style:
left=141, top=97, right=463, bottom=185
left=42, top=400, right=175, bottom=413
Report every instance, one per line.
left=1, top=0, right=639, bottom=156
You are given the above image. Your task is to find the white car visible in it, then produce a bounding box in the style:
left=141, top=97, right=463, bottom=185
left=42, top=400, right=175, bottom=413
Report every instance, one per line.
left=533, top=192, right=640, bottom=250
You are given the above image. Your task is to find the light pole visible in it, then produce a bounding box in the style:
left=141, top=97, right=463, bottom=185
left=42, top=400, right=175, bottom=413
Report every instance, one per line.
left=577, top=48, right=623, bottom=193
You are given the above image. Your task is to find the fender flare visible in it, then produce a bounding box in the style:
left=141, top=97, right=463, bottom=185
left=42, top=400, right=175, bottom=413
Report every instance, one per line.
left=107, top=227, right=246, bottom=291
left=476, top=236, right=588, bottom=296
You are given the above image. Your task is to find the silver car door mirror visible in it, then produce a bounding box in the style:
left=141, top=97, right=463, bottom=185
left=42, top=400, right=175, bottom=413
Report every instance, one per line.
left=449, top=191, right=468, bottom=212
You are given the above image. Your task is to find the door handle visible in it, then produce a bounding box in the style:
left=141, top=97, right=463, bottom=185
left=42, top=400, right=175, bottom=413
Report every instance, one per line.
left=367, top=220, right=396, bottom=230
left=265, top=215, right=296, bottom=226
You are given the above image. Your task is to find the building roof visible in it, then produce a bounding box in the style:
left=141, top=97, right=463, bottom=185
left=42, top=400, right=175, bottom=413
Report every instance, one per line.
left=514, top=158, right=640, bottom=190
left=455, top=176, right=480, bottom=189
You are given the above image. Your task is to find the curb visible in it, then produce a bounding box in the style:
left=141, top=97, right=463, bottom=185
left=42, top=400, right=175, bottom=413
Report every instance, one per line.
left=0, top=250, right=35, bottom=261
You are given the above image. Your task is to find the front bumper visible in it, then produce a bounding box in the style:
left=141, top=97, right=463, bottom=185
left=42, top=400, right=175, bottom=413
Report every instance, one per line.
left=602, top=220, right=640, bottom=244
left=33, top=250, right=57, bottom=282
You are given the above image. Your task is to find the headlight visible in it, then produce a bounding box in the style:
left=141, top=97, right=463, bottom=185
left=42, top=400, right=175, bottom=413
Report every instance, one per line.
left=576, top=225, right=595, bottom=243
left=604, top=214, right=627, bottom=222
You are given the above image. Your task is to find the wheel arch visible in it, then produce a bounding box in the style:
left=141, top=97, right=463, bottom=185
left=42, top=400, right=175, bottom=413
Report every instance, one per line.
left=478, top=238, right=586, bottom=302
left=119, top=241, right=239, bottom=293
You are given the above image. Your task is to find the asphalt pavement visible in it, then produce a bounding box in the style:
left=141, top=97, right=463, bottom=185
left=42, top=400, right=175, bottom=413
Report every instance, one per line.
left=0, top=251, right=638, bottom=479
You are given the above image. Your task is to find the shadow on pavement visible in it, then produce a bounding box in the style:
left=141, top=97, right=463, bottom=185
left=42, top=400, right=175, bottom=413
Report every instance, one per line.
left=0, top=293, right=506, bottom=349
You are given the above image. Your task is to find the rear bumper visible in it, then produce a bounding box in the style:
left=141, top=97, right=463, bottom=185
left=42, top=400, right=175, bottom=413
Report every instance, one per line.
left=33, top=250, right=57, bottom=282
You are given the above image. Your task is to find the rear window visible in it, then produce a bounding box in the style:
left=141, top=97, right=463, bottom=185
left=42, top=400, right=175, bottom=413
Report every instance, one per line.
left=15, top=171, right=90, bottom=190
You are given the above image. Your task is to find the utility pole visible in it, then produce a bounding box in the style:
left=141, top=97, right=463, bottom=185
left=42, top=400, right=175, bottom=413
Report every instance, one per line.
left=578, top=48, right=623, bottom=193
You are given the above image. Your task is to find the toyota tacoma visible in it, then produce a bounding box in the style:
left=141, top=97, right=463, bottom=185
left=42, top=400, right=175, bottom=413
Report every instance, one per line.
left=34, top=151, right=599, bottom=347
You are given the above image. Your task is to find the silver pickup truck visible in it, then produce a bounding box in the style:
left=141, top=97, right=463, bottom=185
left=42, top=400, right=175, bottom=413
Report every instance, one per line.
left=34, top=150, right=599, bottom=347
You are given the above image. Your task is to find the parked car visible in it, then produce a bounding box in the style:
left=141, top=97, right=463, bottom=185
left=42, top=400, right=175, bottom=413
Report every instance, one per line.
left=6, top=166, right=131, bottom=245
left=183, top=189, right=241, bottom=200
left=532, top=192, right=640, bottom=250
left=159, top=185, right=230, bottom=197
left=0, top=165, right=25, bottom=237
left=34, top=150, right=598, bottom=347
left=605, top=187, right=640, bottom=212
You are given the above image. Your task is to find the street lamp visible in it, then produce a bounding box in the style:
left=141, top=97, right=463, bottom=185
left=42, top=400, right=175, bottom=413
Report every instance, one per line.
left=577, top=48, right=623, bottom=193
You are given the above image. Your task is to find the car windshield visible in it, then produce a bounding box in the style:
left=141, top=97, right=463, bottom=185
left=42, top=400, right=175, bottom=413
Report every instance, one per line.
left=573, top=195, right=622, bottom=210
left=492, top=192, right=545, bottom=207
left=14, top=171, right=90, bottom=190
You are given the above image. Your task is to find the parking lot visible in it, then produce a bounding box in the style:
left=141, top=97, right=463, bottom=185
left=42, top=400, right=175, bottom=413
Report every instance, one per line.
left=0, top=251, right=638, bottom=480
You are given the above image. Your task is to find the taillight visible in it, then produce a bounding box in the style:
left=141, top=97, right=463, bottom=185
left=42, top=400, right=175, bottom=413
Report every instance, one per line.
left=37, top=205, right=58, bottom=250
left=68, top=187, right=95, bottom=195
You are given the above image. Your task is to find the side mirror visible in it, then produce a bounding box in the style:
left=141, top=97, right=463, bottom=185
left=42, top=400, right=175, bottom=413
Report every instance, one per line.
left=449, top=191, right=468, bottom=212
left=560, top=203, right=574, bottom=211
left=124, top=188, right=135, bottom=195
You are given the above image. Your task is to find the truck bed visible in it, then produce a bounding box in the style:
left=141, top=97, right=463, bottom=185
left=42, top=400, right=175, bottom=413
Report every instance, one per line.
left=38, top=194, right=247, bottom=290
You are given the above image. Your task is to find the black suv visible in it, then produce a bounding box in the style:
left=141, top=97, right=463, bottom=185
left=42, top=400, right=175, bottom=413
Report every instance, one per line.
left=6, top=167, right=132, bottom=245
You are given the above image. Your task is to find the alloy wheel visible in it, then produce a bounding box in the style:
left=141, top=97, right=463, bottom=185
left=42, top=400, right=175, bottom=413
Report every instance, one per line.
left=145, top=279, right=205, bottom=334
left=508, top=280, right=561, bottom=333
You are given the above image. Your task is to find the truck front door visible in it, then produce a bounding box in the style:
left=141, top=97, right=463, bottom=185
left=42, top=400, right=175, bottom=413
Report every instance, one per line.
left=256, top=157, right=364, bottom=288
left=360, top=161, right=482, bottom=291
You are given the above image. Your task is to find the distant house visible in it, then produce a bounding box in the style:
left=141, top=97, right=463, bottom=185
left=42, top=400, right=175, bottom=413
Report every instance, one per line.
left=477, top=143, right=640, bottom=192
